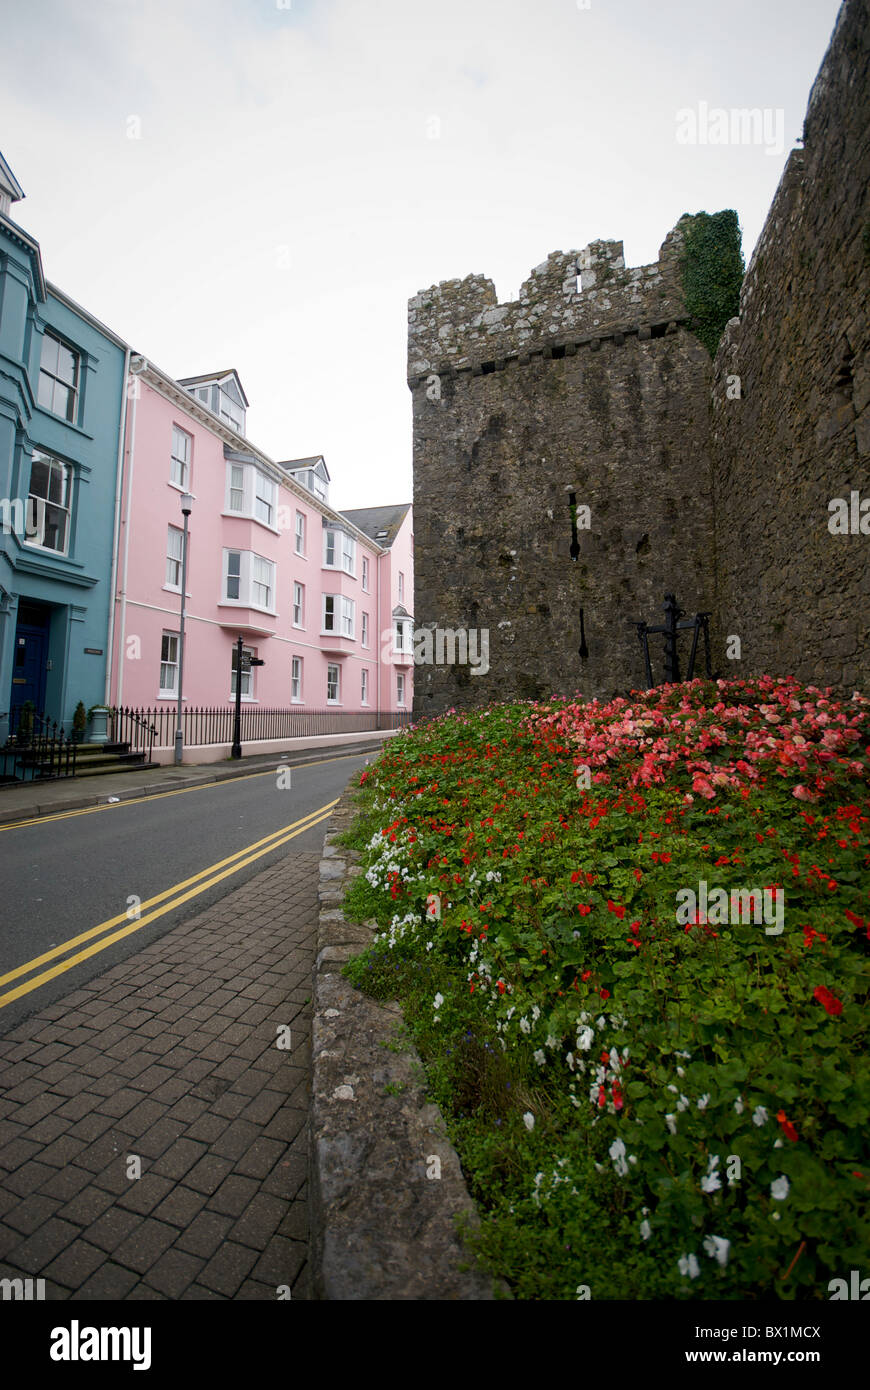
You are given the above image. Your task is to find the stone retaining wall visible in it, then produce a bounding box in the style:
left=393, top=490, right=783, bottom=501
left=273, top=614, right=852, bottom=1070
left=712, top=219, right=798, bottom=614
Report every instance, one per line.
left=308, top=782, right=501, bottom=1300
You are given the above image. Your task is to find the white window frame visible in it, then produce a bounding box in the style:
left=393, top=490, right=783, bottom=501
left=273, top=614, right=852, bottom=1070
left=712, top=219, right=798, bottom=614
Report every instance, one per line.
left=362, top=555, right=369, bottom=591
left=293, top=581, right=304, bottom=628
left=361, top=668, right=369, bottom=705
left=362, top=612, right=369, bottom=647
left=394, top=618, right=413, bottom=654
left=25, top=451, right=71, bottom=555
left=254, top=470, right=275, bottom=526
left=159, top=631, right=180, bottom=696
left=323, top=528, right=337, bottom=568
left=291, top=655, right=303, bottom=703
left=166, top=525, right=183, bottom=591
left=398, top=571, right=405, bottom=602
left=322, top=594, right=337, bottom=633
left=326, top=663, right=340, bottom=704
left=341, top=596, right=355, bottom=638
left=171, top=425, right=191, bottom=489
left=219, top=387, right=244, bottom=432
left=341, top=532, right=356, bottom=576
left=397, top=672, right=406, bottom=707
left=37, top=331, right=79, bottom=423
left=227, top=463, right=245, bottom=512
left=224, top=462, right=276, bottom=529
left=252, top=554, right=273, bottom=609
left=224, top=549, right=242, bottom=602
left=295, top=511, right=306, bottom=555
left=221, top=549, right=276, bottom=613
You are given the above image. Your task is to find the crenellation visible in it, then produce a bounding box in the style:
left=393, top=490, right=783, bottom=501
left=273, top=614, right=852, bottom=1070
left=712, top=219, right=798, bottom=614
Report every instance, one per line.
left=408, top=222, right=689, bottom=387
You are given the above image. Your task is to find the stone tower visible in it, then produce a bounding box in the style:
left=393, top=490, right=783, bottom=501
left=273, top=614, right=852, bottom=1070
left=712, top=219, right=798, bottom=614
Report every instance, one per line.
left=408, top=220, right=719, bottom=715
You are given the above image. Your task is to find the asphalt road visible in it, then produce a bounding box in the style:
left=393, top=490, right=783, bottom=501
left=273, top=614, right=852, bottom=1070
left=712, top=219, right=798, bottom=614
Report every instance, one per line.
left=0, top=751, right=370, bottom=1036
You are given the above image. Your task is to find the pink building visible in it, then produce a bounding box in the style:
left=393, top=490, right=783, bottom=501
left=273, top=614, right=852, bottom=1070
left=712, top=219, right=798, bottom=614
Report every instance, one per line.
left=106, top=358, right=413, bottom=761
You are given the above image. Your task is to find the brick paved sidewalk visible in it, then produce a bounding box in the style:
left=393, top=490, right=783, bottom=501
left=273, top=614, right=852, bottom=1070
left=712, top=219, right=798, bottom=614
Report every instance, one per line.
left=0, top=850, right=321, bottom=1300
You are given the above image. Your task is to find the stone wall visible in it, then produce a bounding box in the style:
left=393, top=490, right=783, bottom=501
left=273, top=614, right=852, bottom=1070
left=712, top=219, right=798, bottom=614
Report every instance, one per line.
left=410, top=0, right=869, bottom=716
left=710, top=0, right=870, bottom=693
left=409, top=228, right=718, bottom=712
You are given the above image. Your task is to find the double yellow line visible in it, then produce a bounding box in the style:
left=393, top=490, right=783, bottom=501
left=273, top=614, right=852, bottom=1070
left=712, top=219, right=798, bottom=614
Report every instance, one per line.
left=0, top=799, right=337, bottom=1012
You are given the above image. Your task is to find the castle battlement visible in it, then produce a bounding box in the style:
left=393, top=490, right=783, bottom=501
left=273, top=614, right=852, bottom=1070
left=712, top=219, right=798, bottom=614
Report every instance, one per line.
left=407, top=222, right=689, bottom=385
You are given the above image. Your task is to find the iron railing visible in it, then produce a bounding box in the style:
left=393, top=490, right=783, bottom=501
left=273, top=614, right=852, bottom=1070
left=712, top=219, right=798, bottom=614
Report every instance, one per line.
left=109, top=705, right=413, bottom=750
left=0, top=714, right=78, bottom=784
left=111, top=708, right=158, bottom=762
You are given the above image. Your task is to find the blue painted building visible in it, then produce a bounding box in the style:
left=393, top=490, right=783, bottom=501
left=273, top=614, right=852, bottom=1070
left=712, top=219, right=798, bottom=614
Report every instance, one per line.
left=0, top=152, right=128, bottom=739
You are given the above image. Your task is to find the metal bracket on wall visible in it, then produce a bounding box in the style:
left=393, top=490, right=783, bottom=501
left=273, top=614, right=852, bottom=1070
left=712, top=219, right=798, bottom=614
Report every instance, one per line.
left=633, top=594, right=714, bottom=688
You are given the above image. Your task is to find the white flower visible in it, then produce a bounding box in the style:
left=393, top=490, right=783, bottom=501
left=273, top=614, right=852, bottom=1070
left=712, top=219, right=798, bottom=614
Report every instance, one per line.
left=703, top=1234, right=730, bottom=1267
left=640, top=1219, right=652, bottom=1241
left=545, top=1034, right=558, bottom=1049
left=697, top=1093, right=710, bottom=1111
left=734, top=1094, right=744, bottom=1114
left=577, top=1026, right=594, bottom=1051
left=770, top=1175, right=790, bottom=1201
left=566, top=1052, right=575, bottom=1072
left=519, top=1016, right=531, bottom=1035
left=678, top=1253, right=700, bottom=1279
left=701, top=1172, right=722, bottom=1194
left=752, top=1106, right=768, bottom=1126
left=676, top=1094, right=690, bottom=1113
left=533, top=1049, right=546, bottom=1067
left=676, top=1066, right=685, bottom=1078
left=433, top=992, right=444, bottom=1012
left=523, top=1112, right=535, bottom=1131
left=665, top=1113, right=677, bottom=1135
left=608, top=1137, right=628, bottom=1176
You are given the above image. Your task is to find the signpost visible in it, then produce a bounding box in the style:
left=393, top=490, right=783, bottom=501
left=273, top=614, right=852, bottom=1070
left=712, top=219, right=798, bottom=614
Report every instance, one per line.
left=230, top=636, right=265, bottom=759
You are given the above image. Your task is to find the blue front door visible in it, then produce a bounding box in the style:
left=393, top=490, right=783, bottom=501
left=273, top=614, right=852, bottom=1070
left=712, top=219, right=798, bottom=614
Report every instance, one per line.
left=10, top=623, right=48, bottom=721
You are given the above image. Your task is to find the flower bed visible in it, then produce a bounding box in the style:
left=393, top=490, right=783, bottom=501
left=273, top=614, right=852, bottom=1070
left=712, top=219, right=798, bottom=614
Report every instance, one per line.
left=340, top=677, right=870, bottom=1298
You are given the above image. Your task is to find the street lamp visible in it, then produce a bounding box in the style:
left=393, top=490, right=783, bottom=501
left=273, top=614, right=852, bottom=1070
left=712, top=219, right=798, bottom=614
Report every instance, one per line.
left=174, top=492, right=194, bottom=765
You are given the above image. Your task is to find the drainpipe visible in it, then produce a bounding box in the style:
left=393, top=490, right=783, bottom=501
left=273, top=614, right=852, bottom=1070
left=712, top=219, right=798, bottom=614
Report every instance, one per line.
left=105, top=346, right=131, bottom=705
left=116, top=356, right=145, bottom=707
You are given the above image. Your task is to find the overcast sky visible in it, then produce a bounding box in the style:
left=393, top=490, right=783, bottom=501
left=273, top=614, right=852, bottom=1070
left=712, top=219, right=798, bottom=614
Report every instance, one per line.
left=2, top=0, right=843, bottom=510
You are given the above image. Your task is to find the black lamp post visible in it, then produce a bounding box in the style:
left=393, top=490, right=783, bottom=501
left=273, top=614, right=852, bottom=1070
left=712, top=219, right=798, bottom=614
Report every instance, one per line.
left=173, top=492, right=194, bottom=766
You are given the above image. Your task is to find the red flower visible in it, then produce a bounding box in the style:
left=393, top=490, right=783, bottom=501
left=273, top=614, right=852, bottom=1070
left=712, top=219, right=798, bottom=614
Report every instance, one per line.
left=576, top=903, right=592, bottom=916
left=599, top=988, right=610, bottom=1000
left=813, top=984, right=843, bottom=1016
left=497, top=980, right=506, bottom=994
left=607, top=901, right=625, bottom=919
left=776, top=1109, right=799, bottom=1142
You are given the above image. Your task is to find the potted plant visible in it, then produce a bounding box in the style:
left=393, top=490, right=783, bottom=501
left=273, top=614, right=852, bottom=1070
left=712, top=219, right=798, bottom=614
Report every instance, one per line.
left=17, top=700, right=35, bottom=744
left=72, top=701, right=87, bottom=743
left=87, top=703, right=112, bottom=746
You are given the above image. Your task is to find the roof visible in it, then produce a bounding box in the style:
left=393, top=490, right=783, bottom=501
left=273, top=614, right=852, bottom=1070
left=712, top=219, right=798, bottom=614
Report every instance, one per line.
left=340, top=503, right=411, bottom=548
left=0, top=151, right=24, bottom=204
left=278, top=455, right=330, bottom=478
left=178, top=369, right=249, bottom=406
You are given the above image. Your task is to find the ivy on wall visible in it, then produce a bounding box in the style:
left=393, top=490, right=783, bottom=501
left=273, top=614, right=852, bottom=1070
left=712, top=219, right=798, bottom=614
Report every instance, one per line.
left=677, top=210, right=745, bottom=358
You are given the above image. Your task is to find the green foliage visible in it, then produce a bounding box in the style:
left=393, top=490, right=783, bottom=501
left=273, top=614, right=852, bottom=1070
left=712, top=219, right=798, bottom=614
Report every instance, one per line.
left=340, top=682, right=870, bottom=1299
left=678, top=210, right=745, bottom=358
left=72, top=701, right=87, bottom=732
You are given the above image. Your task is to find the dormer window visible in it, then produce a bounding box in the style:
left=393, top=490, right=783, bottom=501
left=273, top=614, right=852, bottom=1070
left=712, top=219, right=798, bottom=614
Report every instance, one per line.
left=179, top=370, right=248, bottom=435
left=282, top=456, right=330, bottom=504
left=219, top=387, right=244, bottom=433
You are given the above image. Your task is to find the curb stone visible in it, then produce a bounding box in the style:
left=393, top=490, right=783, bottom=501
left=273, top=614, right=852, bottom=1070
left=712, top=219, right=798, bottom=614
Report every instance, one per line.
left=309, top=783, right=503, bottom=1300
